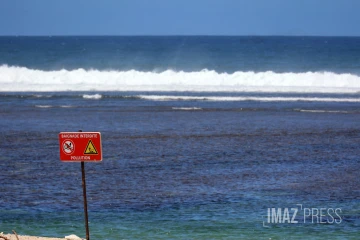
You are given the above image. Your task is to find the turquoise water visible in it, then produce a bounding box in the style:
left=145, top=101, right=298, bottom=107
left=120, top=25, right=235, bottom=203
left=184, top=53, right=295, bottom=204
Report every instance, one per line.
left=1, top=98, right=359, bottom=239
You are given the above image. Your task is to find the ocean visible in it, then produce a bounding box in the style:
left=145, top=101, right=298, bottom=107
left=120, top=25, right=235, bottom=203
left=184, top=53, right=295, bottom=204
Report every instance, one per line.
left=0, top=36, right=359, bottom=239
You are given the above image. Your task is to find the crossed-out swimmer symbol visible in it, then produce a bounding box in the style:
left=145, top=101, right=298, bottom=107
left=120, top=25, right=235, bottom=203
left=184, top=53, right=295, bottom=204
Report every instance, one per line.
left=63, top=140, right=75, bottom=154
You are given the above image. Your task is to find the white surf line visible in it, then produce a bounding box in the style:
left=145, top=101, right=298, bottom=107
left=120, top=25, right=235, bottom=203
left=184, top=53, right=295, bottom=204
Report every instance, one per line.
left=139, top=95, right=360, bottom=102
left=1, top=66, right=360, bottom=93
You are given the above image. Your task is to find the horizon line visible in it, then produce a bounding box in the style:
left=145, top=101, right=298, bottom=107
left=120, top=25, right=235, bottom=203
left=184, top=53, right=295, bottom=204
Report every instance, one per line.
left=0, top=34, right=360, bottom=38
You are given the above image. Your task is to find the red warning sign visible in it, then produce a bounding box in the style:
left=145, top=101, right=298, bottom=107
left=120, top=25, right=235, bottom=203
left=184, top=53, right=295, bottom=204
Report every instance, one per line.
left=59, top=132, right=102, bottom=162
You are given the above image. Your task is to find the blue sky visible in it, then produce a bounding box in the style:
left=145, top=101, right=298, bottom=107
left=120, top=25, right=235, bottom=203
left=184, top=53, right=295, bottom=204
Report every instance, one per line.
left=1, top=0, right=359, bottom=36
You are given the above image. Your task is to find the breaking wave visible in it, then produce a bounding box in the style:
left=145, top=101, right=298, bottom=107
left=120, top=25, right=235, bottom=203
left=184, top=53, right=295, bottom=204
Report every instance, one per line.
left=1, top=65, right=360, bottom=93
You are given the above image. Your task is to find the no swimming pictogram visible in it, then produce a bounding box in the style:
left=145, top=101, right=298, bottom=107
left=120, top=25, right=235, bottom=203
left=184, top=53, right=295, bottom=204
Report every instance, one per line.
left=62, top=140, right=75, bottom=155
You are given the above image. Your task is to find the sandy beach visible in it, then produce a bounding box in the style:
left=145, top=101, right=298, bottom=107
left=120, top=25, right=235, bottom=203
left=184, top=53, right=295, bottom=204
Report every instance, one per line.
left=1, top=234, right=81, bottom=240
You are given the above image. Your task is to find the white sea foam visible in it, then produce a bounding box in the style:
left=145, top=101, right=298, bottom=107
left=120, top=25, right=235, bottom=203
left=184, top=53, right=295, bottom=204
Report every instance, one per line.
left=172, top=107, right=203, bottom=110
left=1, top=65, right=360, bottom=93
left=298, top=109, right=352, bottom=113
left=139, top=95, right=360, bottom=102
left=35, top=105, right=53, bottom=108
left=33, top=94, right=52, bottom=98
left=82, top=94, right=102, bottom=99
left=35, top=105, right=75, bottom=108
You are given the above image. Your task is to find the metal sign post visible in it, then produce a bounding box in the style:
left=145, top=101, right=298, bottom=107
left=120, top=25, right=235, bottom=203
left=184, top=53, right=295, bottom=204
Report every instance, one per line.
left=79, top=130, right=90, bottom=240
left=81, top=161, right=90, bottom=240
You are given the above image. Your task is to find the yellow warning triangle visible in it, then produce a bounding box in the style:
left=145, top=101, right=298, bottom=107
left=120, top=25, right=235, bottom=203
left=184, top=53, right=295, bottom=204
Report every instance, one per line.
left=84, top=140, right=98, bottom=155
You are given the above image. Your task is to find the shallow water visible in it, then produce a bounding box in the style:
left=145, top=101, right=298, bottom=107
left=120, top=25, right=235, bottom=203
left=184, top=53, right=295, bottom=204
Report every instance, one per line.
left=0, top=92, right=359, bottom=239
left=1, top=36, right=360, bottom=239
